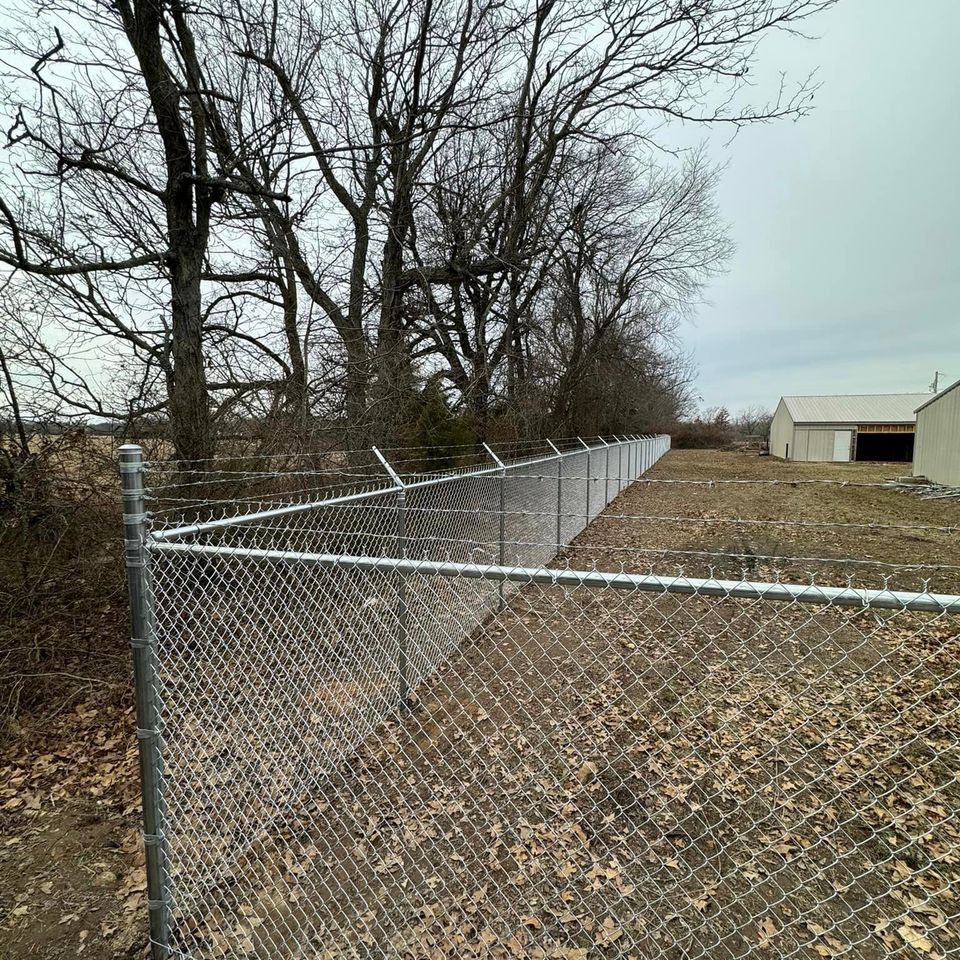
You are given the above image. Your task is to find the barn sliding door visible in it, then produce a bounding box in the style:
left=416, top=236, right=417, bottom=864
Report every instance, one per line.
left=832, top=430, right=852, bottom=461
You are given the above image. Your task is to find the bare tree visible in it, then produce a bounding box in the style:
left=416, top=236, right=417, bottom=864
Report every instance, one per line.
left=0, top=0, right=294, bottom=460
left=734, top=405, right=774, bottom=438
left=397, top=0, right=832, bottom=433
left=0, top=0, right=835, bottom=451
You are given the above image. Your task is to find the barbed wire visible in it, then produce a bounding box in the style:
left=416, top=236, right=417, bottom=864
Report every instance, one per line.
left=143, top=465, right=954, bottom=497
left=141, top=434, right=603, bottom=471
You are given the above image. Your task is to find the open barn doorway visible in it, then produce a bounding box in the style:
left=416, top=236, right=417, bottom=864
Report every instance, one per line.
left=855, top=430, right=915, bottom=462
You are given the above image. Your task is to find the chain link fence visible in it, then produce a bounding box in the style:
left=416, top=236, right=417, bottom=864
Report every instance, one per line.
left=119, top=436, right=960, bottom=960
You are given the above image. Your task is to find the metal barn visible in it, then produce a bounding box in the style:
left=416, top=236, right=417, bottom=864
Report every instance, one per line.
left=914, top=379, right=960, bottom=485
left=769, top=393, right=929, bottom=462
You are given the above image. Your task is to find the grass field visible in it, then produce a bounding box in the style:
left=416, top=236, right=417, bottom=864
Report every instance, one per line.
left=1, top=449, right=957, bottom=959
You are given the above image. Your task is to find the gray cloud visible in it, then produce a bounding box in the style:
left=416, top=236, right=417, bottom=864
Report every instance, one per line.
left=684, top=0, right=960, bottom=412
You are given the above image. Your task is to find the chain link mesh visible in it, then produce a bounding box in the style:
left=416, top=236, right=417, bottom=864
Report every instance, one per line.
left=130, top=437, right=960, bottom=960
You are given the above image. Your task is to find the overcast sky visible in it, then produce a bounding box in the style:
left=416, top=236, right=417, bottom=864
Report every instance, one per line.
left=684, top=0, right=960, bottom=413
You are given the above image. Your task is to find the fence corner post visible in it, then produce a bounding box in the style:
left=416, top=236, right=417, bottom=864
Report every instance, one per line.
left=118, top=444, right=171, bottom=960
left=373, top=446, right=410, bottom=705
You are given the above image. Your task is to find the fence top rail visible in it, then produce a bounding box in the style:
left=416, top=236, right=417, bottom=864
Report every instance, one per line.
left=148, top=540, right=960, bottom=613
left=148, top=435, right=667, bottom=543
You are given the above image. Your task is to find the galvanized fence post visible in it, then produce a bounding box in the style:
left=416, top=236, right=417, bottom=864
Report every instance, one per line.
left=483, top=443, right=507, bottom=611
left=547, top=440, right=562, bottom=553
left=373, top=447, right=409, bottom=704
left=578, top=438, right=590, bottom=526
left=600, top=437, right=611, bottom=506
left=612, top=436, right=619, bottom=493
left=118, top=445, right=171, bottom=960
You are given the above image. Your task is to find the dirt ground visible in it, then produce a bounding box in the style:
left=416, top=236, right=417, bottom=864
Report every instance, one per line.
left=578, top=450, right=960, bottom=595
left=2, top=449, right=958, bottom=959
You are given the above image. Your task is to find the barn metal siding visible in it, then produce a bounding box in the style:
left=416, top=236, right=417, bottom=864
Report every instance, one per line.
left=797, top=427, right=833, bottom=463
left=793, top=428, right=809, bottom=460
left=914, top=380, right=960, bottom=485
left=769, top=399, right=794, bottom=459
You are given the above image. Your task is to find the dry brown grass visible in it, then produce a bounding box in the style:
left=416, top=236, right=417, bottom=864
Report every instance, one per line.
left=576, top=450, right=960, bottom=595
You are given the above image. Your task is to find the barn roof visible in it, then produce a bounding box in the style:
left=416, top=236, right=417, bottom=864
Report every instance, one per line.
left=915, top=378, right=960, bottom=414
left=781, top=394, right=930, bottom=424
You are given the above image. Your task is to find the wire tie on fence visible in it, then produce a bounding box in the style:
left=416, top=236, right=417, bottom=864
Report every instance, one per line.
left=137, top=726, right=161, bottom=741
left=147, top=898, right=170, bottom=912
left=130, top=636, right=153, bottom=650
left=143, top=832, right=164, bottom=847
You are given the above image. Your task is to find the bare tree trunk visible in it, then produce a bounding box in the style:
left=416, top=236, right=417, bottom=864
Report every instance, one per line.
left=120, top=0, right=214, bottom=463
left=0, top=343, right=30, bottom=457
left=376, top=224, right=411, bottom=418
left=167, top=254, right=212, bottom=463
left=467, top=367, right=491, bottom=441
left=278, top=259, right=308, bottom=427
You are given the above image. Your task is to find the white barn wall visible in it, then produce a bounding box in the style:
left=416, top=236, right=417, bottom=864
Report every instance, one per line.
left=792, top=429, right=808, bottom=460
left=770, top=400, right=794, bottom=459
left=914, top=382, right=960, bottom=485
